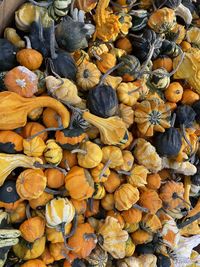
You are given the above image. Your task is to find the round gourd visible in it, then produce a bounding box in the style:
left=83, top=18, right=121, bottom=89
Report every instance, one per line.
left=150, top=68, right=170, bottom=90
left=0, top=130, right=23, bottom=153
left=0, top=39, right=18, bottom=71
left=181, top=89, right=199, bottom=105
left=96, top=52, right=116, bottom=74
left=0, top=180, right=20, bottom=203
left=87, top=84, right=119, bottom=118
left=117, top=55, right=140, bottom=82
left=164, top=82, right=183, bottom=103
left=153, top=56, right=173, bottom=72
left=44, top=139, right=63, bottom=165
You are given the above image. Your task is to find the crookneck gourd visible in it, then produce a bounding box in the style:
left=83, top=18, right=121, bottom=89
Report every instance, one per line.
left=0, top=91, right=70, bottom=130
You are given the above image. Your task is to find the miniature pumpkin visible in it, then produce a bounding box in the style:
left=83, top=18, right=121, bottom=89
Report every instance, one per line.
left=46, top=223, right=72, bottom=243
left=182, top=89, right=199, bottom=105
left=16, top=37, right=43, bottom=71
left=44, top=139, right=63, bottom=165
left=40, top=247, right=56, bottom=264
left=85, top=245, right=108, bottom=267
left=45, top=168, right=65, bottom=189
left=119, top=104, right=134, bottom=129
left=16, top=169, right=47, bottom=200
left=164, top=82, right=183, bottom=103
left=22, top=122, right=48, bottom=141
left=131, top=229, right=153, bottom=245
left=117, top=82, right=140, bottom=107
left=134, top=100, right=171, bottom=137
left=117, top=150, right=134, bottom=172
left=10, top=201, right=26, bottom=223
left=0, top=130, right=23, bottom=153
left=4, top=66, right=38, bottom=97
left=68, top=223, right=96, bottom=258
left=4, top=27, right=25, bottom=48
left=60, top=150, right=78, bottom=169
left=102, top=146, right=124, bottom=169
left=29, top=192, right=53, bottom=210
left=42, top=108, right=59, bottom=128
left=77, top=141, right=103, bottom=169
left=148, top=7, right=176, bottom=33
left=19, top=216, right=45, bottom=243
left=91, top=163, right=110, bottom=183
left=125, top=237, right=135, bottom=257
left=159, top=181, right=185, bottom=209
left=104, top=171, right=121, bottom=193
left=96, top=53, right=117, bottom=73
left=114, top=183, right=139, bottom=211
left=70, top=199, right=87, bottom=215
left=117, top=55, right=141, bottom=82
left=146, top=173, right=161, bottom=190
left=101, top=194, right=115, bottom=211
left=127, top=164, right=149, bottom=188
left=76, top=62, right=101, bottom=91
left=98, top=216, right=128, bottom=259
left=116, top=37, right=132, bottom=54
left=121, top=208, right=142, bottom=224
left=23, top=136, right=46, bottom=157
left=49, top=242, right=68, bottom=261
left=45, top=197, right=75, bottom=228
left=150, top=68, right=170, bottom=90
left=140, top=214, right=162, bottom=233
left=20, top=259, right=47, bottom=267
left=87, top=85, right=119, bottom=118
left=93, top=183, right=106, bottom=200
left=85, top=199, right=100, bottom=218
left=139, top=189, right=162, bottom=213
left=153, top=56, right=173, bottom=72
left=65, top=166, right=94, bottom=200
left=134, top=138, right=162, bottom=173
left=180, top=40, right=191, bottom=52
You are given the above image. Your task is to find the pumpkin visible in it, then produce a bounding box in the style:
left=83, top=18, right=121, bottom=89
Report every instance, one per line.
left=114, top=183, right=139, bottom=211
left=68, top=223, right=96, bottom=258
left=76, top=62, right=101, bottom=91
left=77, top=141, right=103, bottom=169
left=13, top=236, right=46, bottom=260
left=87, top=84, right=119, bottom=118
left=159, top=181, right=185, bottom=209
left=134, top=138, right=162, bottom=173
left=102, top=146, right=124, bottom=169
left=96, top=53, right=117, bottom=74
left=23, top=136, right=46, bottom=157
left=117, top=82, right=140, bottom=106
left=98, top=216, right=128, bottom=259
left=85, top=199, right=100, bottom=218
left=83, top=111, right=129, bottom=146
left=45, top=197, right=75, bottom=228
left=116, top=37, right=132, bottom=54
left=65, top=166, right=94, bottom=200
left=106, top=210, right=125, bottom=229
left=71, top=199, right=87, bottom=215
left=4, top=66, right=38, bottom=97
left=0, top=39, right=18, bottom=71
left=93, top=183, right=106, bottom=200
left=164, top=82, right=183, bottom=103
left=125, top=237, right=135, bottom=257
left=45, top=169, right=65, bottom=189
left=126, top=164, right=149, bottom=188
left=85, top=245, right=108, bottom=267
left=20, top=259, right=47, bottom=267
left=0, top=198, right=23, bottom=212
left=91, top=163, right=110, bottom=183
left=103, top=171, right=121, bottom=193
left=121, top=208, right=142, bottom=225
left=117, top=150, right=134, bottom=172
left=60, top=150, right=78, bottom=169
left=134, top=100, right=171, bottom=137
left=73, top=49, right=90, bottom=66
left=0, top=153, right=43, bottom=186
left=117, top=55, right=141, bottom=82
left=148, top=7, right=176, bottom=33
left=150, top=68, right=170, bottom=90
left=180, top=40, right=191, bottom=52
left=139, top=189, right=162, bottom=214
left=131, top=229, right=153, bottom=245
left=182, top=89, right=199, bottom=105
left=49, top=242, right=68, bottom=261
left=10, top=201, right=27, bottom=223
left=168, top=23, right=186, bottom=44
left=55, top=127, right=86, bottom=150
left=29, top=192, right=53, bottom=210
left=19, top=216, right=45, bottom=243
left=153, top=56, right=173, bottom=72
left=146, top=173, right=161, bottom=190
left=0, top=130, right=23, bottom=154
left=46, top=224, right=72, bottom=243
left=140, top=214, right=162, bottom=233
left=16, top=37, right=43, bottom=71
left=28, top=107, right=43, bottom=121
left=40, top=247, right=55, bottom=265
left=42, top=108, right=59, bottom=128
left=0, top=92, right=70, bottom=130
left=44, top=139, right=63, bottom=165
left=119, top=104, right=134, bottom=128
left=101, top=194, right=115, bottom=211
left=16, top=169, right=47, bottom=200
left=22, top=122, right=48, bottom=141
left=45, top=76, right=82, bottom=105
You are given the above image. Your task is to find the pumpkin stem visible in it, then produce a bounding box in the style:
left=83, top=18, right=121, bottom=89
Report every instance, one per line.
left=25, top=203, right=31, bottom=219
left=133, top=203, right=149, bottom=213
left=117, top=170, right=131, bottom=175
left=27, top=126, right=65, bottom=140
left=63, top=159, right=70, bottom=171
left=50, top=20, right=57, bottom=60
left=60, top=222, right=75, bottom=251
left=71, top=149, right=87, bottom=155
left=181, top=124, right=193, bottom=156
left=172, top=192, right=192, bottom=209
left=24, top=36, right=32, bottom=49
left=44, top=187, right=67, bottom=195
left=168, top=50, right=185, bottom=77
left=99, top=159, right=112, bottom=180
left=92, top=51, right=102, bottom=61
left=28, top=0, right=53, bottom=7
left=38, top=15, right=44, bottom=42
left=34, top=162, right=67, bottom=175
left=177, top=211, right=200, bottom=229
left=129, top=139, right=138, bottom=151
left=127, top=87, right=141, bottom=95
left=99, top=62, right=124, bottom=85
left=83, top=233, right=97, bottom=241
left=88, top=198, right=94, bottom=212
left=171, top=113, right=176, bottom=127
left=64, top=213, right=78, bottom=239
left=138, top=41, right=156, bottom=77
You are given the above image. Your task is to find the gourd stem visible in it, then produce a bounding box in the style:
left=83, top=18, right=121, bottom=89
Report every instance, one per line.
left=34, top=162, right=67, bottom=175
left=83, top=233, right=97, bottom=241
left=50, top=20, right=57, bottom=60
left=25, top=203, right=31, bottom=219
left=60, top=222, right=75, bottom=251
left=24, top=36, right=32, bottom=49
left=71, top=149, right=87, bottom=154
left=181, top=124, right=193, bottom=155
left=129, top=139, right=138, bottom=151
left=28, top=0, right=53, bottom=7
left=172, top=192, right=192, bottom=209
left=138, top=42, right=156, bottom=77
left=171, top=113, right=176, bottom=127
left=133, top=203, right=149, bottom=213
left=99, top=62, right=124, bottom=85
left=65, top=213, right=78, bottom=239
left=92, top=51, right=102, bottom=61
left=127, top=87, right=141, bottom=95
left=63, top=159, right=70, bottom=171
left=155, top=0, right=168, bottom=9
left=177, top=211, right=200, bottom=229
left=88, top=198, right=94, bottom=212
left=44, top=187, right=67, bottom=195
left=38, top=14, right=44, bottom=42
left=27, top=126, right=65, bottom=140
left=99, top=159, right=112, bottom=180
left=70, top=0, right=76, bottom=17
left=117, top=170, right=131, bottom=175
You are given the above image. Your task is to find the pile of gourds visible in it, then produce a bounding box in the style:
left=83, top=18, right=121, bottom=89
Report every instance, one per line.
left=1, top=0, right=200, bottom=266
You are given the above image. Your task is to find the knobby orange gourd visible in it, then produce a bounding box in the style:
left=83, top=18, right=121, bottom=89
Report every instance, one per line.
left=0, top=92, right=70, bottom=130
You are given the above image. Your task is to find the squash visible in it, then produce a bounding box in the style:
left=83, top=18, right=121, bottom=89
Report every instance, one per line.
left=0, top=130, right=23, bottom=154
left=150, top=68, right=170, bottom=90
left=20, top=259, right=47, bottom=267
left=22, top=122, right=48, bottom=141
left=85, top=245, right=108, bottom=267
left=96, top=53, right=116, bottom=74
left=4, top=27, right=25, bottom=48
left=182, top=89, right=199, bottom=105
left=126, top=164, right=149, bottom=188
left=0, top=91, right=70, bottom=130
left=65, top=166, right=94, bottom=200
left=117, top=82, right=140, bottom=106
left=146, top=173, right=161, bottom=190
left=139, top=189, right=162, bottom=214
left=49, top=242, right=68, bottom=261
left=153, top=56, right=173, bottom=72
left=104, top=171, right=121, bottom=193
left=93, top=183, right=106, bottom=199
left=42, top=108, right=59, bottom=128
left=60, top=150, right=78, bottom=169
left=164, top=82, right=183, bottom=103
left=23, top=136, right=46, bottom=157
left=131, top=229, right=153, bottom=244
left=116, top=37, right=132, bottom=54
left=117, top=55, right=141, bottom=82
left=0, top=39, right=18, bottom=71
left=40, top=247, right=54, bottom=265
left=122, top=208, right=142, bottom=224
left=10, top=201, right=27, bottom=223
left=29, top=192, right=53, bottom=210
left=101, top=194, right=115, bottom=211
left=140, top=214, right=162, bottom=233
left=91, top=163, right=110, bottom=183
left=44, top=139, right=63, bottom=165
left=119, top=104, right=134, bottom=128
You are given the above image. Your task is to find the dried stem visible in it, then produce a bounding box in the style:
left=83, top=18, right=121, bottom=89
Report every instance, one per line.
left=181, top=124, right=193, bottom=155
left=128, top=87, right=141, bottom=95
left=177, top=211, right=200, bottom=229
left=65, top=213, right=78, bottom=239
left=60, top=222, right=75, bottom=251
left=83, top=233, right=97, bottom=241
left=133, top=203, right=149, bottom=213
left=34, top=162, right=67, bottom=175
left=99, top=160, right=112, bottom=180
left=99, top=62, right=124, bottom=85
left=24, top=36, right=32, bottom=49
left=171, top=113, right=176, bottom=127
left=168, top=51, right=185, bottom=77
left=117, top=170, right=131, bottom=175
left=28, top=0, right=53, bottom=7
left=172, top=192, right=192, bottom=209
left=63, top=159, right=70, bottom=171
left=25, top=203, right=31, bottom=219
left=71, top=149, right=87, bottom=155
left=50, top=20, right=57, bottom=60
left=44, top=187, right=67, bottom=195
left=27, top=126, right=64, bottom=140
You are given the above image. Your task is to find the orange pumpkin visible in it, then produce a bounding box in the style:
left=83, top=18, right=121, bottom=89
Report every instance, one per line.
left=101, top=193, right=115, bottom=211
left=4, top=66, right=38, bottom=97
left=96, top=52, right=116, bottom=73
left=9, top=201, right=27, bottom=223
left=65, top=166, right=94, bottom=200
left=40, top=247, right=54, bottom=265
left=139, top=189, right=162, bottom=214
left=22, top=122, right=48, bottom=141
left=45, top=169, right=65, bottom=189
left=29, top=192, right=53, bottom=209
left=164, top=82, right=183, bottom=103
left=20, top=259, right=47, bottom=267
left=59, top=150, right=78, bottom=169
left=116, top=37, right=132, bottom=54
left=0, top=130, right=23, bottom=153
left=121, top=208, right=142, bottom=224
left=71, top=199, right=87, bottom=215
left=107, top=210, right=125, bottom=228
left=180, top=41, right=191, bottom=52
left=49, top=242, right=68, bottom=261
left=131, top=229, right=153, bottom=244
left=153, top=56, right=173, bottom=72
left=103, top=171, right=121, bottom=193
left=146, top=173, right=161, bottom=190
left=85, top=199, right=100, bottom=217
left=181, top=89, right=199, bottom=105
left=42, top=108, right=59, bottom=128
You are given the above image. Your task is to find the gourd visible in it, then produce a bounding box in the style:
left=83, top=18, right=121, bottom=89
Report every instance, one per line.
left=0, top=91, right=70, bottom=130
left=96, top=53, right=117, bottom=74
left=138, top=189, right=162, bottom=213
left=117, top=81, right=140, bottom=106
left=4, top=27, right=25, bottom=48
left=164, top=82, right=183, bottom=103
left=85, top=245, right=108, bottom=267
left=0, top=130, right=23, bottom=154
left=0, top=180, right=20, bottom=204
left=150, top=68, right=170, bottom=90
left=117, top=55, right=141, bottom=81
left=44, top=139, right=63, bottom=165
left=0, top=39, right=18, bottom=71
left=23, top=136, right=46, bottom=157
left=20, top=259, right=47, bottom=267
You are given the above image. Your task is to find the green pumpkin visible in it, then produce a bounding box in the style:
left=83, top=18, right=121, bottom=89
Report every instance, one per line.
left=86, top=245, right=108, bottom=267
